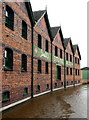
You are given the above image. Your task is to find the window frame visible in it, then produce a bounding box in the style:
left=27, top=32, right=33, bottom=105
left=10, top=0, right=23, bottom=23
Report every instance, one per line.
left=45, top=62, right=48, bottom=74
left=23, top=87, right=28, bottom=96
left=60, top=49, right=62, bottom=58
left=22, top=20, right=27, bottom=40
left=38, top=34, right=42, bottom=48
left=55, top=46, right=58, bottom=56
left=45, top=40, right=49, bottom=52
left=4, top=48, right=13, bottom=71
left=21, top=54, right=27, bottom=72
left=2, top=91, right=10, bottom=103
left=38, top=60, right=41, bottom=73
left=5, top=5, right=14, bottom=30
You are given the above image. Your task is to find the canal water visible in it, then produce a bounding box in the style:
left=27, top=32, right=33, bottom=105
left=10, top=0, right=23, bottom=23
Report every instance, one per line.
left=2, top=84, right=88, bottom=119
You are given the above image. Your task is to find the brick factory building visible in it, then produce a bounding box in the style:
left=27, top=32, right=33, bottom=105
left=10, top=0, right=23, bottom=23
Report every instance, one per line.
left=0, top=1, right=81, bottom=110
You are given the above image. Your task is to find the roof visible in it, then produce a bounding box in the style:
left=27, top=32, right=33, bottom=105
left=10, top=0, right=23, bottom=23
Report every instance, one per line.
left=25, top=2, right=35, bottom=26
left=73, top=44, right=81, bottom=60
left=33, top=10, right=46, bottom=22
left=73, top=45, right=78, bottom=53
left=81, top=67, right=89, bottom=70
left=51, top=26, right=64, bottom=47
left=51, top=26, right=61, bottom=38
left=63, top=38, right=74, bottom=53
left=63, top=38, right=71, bottom=48
left=33, top=10, right=53, bottom=41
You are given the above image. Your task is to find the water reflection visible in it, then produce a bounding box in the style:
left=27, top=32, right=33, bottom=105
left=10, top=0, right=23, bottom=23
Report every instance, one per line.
left=3, top=85, right=87, bottom=118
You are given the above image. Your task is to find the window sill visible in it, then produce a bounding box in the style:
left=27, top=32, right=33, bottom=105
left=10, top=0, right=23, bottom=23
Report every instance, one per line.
left=4, top=66, right=13, bottom=71
left=5, top=23, right=14, bottom=31
left=2, top=99, right=10, bottom=103
left=21, top=70, right=27, bottom=72
left=23, top=93, right=28, bottom=96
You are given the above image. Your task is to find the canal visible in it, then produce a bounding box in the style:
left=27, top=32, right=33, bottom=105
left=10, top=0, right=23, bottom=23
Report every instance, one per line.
left=2, top=84, right=88, bottom=119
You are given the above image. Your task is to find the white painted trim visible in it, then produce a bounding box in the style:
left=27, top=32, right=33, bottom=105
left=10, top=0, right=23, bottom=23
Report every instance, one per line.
left=0, top=97, right=31, bottom=112
left=53, top=87, right=64, bottom=91
left=33, top=90, right=51, bottom=97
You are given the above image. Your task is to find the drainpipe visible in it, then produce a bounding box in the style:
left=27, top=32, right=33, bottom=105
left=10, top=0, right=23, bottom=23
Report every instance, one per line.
left=73, top=55, right=75, bottom=87
left=64, top=49, right=66, bottom=88
left=51, top=40, right=53, bottom=92
left=31, top=27, right=34, bottom=98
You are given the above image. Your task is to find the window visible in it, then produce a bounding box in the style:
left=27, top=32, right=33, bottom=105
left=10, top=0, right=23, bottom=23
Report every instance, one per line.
left=54, top=83, right=57, bottom=88
left=46, top=84, right=49, bottom=89
left=21, top=54, right=27, bottom=72
left=76, top=69, right=77, bottom=75
left=60, top=49, right=62, bottom=58
left=45, top=62, right=48, bottom=74
left=66, top=53, right=68, bottom=61
left=61, top=82, right=63, bottom=86
left=38, top=34, right=42, bottom=48
left=78, top=59, right=79, bottom=64
left=55, top=46, right=58, bottom=56
left=5, top=5, right=14, bottom=30
left=2, top=91, right=10, bottom=102
left=4, top=48, right=13, bottom=70
left=78, top=70, right=80, bottom=75
left=70, top=55, right=72, bottom=62
left=36, top=85, right=40, bottom=92
left=70, top=68, right=72, bottom=75
left=67, top=67, right=69, bottom=75
left=56, top=66, right=61, bottom=80
left=75, top=57, right=77, bottom=63
left=22, top=20, right=27, bottom=39
left=38, top=60, right=41, bottom=73
left=23, top=87, right=28, bottom=96
left=45, top=40, right=48, bottom=52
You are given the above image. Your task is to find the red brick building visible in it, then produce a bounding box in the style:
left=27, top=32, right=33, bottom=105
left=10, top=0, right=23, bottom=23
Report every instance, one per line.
left=73, top=45, right=81, bottom=85
left=51, top=27, right=64, bottom=89
left=0, top=1, right=81, bottom=110
left=1, top=2, right=34, bottom=108
left=33, top=10, right=52, bottom=96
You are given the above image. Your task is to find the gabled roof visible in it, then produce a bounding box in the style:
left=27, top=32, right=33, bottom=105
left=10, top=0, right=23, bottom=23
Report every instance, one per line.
left=51, top=26, right=64, bottom=47
left=73, top=44, right=81, bottom=60
left=81, top=67, right=89, bottom=70
left=25, top=2, right=35, bottom=26
left=51, top=26, right=61, bottom=38
left=63, top=38, right=74, bottom=53
left=33, top=10, right=46, bottom=22
left=33, top=10, right=53, bottom=41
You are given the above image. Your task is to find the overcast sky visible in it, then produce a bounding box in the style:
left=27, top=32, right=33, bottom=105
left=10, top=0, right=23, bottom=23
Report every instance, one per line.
left=30, top=0, right=87, bottom=68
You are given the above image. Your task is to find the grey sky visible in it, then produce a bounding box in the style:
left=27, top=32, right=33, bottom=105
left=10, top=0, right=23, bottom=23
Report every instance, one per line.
left=30, top=0, right=87, bottom=68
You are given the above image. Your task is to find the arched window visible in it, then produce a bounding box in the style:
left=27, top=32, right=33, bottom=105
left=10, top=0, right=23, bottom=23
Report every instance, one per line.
left=4, top=48, right=13, bottom=70
left=2, top=91, right=10, bottom=102
left=36, top=85, right=40, bottom=92
left=5, top=5, right=14, bottom=30
left=21, top=54, right=27, bottom=72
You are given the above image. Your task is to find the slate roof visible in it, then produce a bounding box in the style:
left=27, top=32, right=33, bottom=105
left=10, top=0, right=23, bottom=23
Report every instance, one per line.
left=73, top=45, right=78, bottom=54
left=81, top=67, right=89, bottom=70
left=51, top=26, right=61, bottom=38
left=63, top=38, right=71, bottom=48
left=73, top=44, right=81, bottom=60
left=33, top=10, right=46, bottom=22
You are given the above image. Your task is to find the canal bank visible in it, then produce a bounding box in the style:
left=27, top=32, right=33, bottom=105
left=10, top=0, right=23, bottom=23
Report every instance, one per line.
left=2, top=84, right=87, bottom=119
